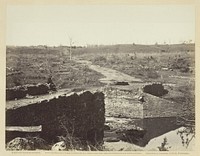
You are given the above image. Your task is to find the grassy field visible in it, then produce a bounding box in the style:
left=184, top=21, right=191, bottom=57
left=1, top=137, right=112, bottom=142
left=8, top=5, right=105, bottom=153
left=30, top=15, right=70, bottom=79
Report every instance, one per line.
left=6, top=46, right=104, bottom=89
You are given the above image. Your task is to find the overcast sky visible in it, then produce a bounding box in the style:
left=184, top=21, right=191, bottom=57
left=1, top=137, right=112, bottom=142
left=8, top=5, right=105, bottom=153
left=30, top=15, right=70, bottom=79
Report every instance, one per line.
left=6, top=5, right=195, bottom=46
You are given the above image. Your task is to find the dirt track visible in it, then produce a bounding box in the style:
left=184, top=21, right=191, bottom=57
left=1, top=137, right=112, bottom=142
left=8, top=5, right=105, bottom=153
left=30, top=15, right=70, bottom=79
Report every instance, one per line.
left=74, top=59, right=142, bottom=84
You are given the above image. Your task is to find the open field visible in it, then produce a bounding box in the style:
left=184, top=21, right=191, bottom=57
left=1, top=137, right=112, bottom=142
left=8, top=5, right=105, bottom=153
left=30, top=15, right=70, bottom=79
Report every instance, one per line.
left=6, top=46, right=104, bottom=89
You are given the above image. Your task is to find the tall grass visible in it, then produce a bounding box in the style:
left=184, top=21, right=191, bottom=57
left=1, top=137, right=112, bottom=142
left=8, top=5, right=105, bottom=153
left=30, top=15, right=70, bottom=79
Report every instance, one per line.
left=55, top=122, right=104, bottom=151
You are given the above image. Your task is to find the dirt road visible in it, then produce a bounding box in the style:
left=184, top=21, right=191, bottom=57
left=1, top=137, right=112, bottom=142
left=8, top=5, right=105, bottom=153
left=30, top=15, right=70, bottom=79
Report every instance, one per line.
left=74, top=59, right=142, bottom=84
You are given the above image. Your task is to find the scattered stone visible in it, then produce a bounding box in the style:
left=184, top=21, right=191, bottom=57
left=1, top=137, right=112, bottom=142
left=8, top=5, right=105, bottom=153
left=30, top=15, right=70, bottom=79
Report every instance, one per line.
left=114, top=81, right=129, bottom=85
left=104, top=137, right=120, bottom=142
left=51, top=141, right=66, bottom=151
left=6, top=137, right=33, bottom=150
left=104, top=124, right=111, bottom=131
left=162, top=67, right=169, bottom=71
left=6, top=137, right=49, bottom=150
left=138, top=96, right=145, bottom=103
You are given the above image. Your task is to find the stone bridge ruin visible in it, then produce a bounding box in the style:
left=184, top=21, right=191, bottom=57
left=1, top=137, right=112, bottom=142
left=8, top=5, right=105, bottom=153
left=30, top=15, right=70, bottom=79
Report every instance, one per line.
left=6, top=91, right=105, bottom=146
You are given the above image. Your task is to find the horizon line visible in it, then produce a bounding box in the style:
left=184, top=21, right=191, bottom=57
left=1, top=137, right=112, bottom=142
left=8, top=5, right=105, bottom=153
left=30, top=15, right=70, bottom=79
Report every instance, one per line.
left=6, top=42, right=195, bottom=47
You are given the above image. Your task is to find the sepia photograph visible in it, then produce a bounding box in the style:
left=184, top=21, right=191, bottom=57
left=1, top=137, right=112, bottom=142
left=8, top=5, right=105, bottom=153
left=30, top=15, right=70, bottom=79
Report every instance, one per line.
left=4, top=2, right=196, bottom=153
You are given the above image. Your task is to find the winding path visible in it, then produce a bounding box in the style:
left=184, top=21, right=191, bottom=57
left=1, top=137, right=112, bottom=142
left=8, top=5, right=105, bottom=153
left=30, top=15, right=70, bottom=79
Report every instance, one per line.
left=74, top=59, right=142, bottom=84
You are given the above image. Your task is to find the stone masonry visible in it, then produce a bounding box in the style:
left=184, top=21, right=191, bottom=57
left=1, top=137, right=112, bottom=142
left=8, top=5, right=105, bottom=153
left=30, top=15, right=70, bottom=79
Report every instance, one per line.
left=6, top=91, right=105, bottom=145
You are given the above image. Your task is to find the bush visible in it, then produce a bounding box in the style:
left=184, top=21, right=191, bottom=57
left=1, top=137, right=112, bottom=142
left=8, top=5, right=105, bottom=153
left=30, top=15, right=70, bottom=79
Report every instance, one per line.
left=146, top=70, right=160, bottom=79
left=6, top=83, right=51, bottom=100
left=143, top=83, right=168, bottom=96
left=93, top=55, right=107, bottom=63
left=168, top=57, right=190, bottom=73
left=6, top=86, right=27, bottom=100
left=158, top=137, right=170, bottom=151
left=26, top=84, right=50, bottom=96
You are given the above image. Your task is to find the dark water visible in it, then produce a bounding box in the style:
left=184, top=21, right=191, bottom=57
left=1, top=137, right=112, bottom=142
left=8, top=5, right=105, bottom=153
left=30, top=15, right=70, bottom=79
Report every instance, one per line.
left=121, top=117, right=180, bottom=147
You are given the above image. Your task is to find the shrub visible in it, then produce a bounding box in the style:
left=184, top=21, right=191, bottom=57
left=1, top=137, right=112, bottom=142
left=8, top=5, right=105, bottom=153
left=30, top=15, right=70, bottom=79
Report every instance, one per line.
left=158, top=137, right=171, bottom=151
left=56, top=123, right=103, bottom=151
left=146, top=70, right=160, bottom=79
left=93, top=55, right=107, bottom=63
left=6, top=86, right=27, bottom=100
left=26, top=84, right=50, bottom=96
left=168, top=57, right=190, bottom=73
left=143, top=83, right=168, bottom=96
left=6, top=83, right=51, bottom=100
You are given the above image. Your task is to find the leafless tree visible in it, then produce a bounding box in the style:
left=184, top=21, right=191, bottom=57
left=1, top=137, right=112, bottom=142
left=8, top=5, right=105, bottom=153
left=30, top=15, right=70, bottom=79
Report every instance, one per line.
left=68, top=36, right=74, bottom=60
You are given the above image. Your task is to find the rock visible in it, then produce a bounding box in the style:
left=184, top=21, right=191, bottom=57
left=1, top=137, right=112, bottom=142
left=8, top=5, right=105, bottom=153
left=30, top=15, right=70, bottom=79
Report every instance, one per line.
left=6, top=137, right=34, bottom=150
left=104, top=137, right=120, bottom=142
left=162, top=67, right=169, bottom=71
left=6, top=137, right=49, bottom=150
left=104, top=125, right=111, bottom=131
left=138, top=96, right=145, bottom=103
left=51, top=141, right=66, bottom=151
left=114, top=81, right=129, bottom=85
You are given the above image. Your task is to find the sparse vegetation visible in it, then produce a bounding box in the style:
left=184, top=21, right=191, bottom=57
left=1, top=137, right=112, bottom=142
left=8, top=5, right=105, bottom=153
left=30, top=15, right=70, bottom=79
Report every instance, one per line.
left=168, top=56, right=191, bottom=73
left=177, top=126, right=195, bottom=148
left=158, top=137, right=171, bottom=151
left=73, top=44, right=194, bottom=81
left=6, top=46, right=104, bottom=89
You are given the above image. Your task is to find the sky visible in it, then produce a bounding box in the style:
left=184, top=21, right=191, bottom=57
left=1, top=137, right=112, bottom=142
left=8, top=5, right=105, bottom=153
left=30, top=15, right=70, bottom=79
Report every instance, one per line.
left=6, top=5, right=195, bottom=46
